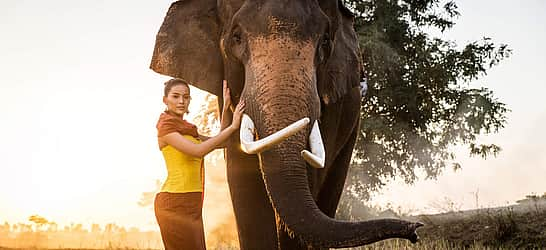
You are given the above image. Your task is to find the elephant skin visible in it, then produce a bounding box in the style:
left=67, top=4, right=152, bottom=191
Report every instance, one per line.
left=150, top=0, right=422, bottom=249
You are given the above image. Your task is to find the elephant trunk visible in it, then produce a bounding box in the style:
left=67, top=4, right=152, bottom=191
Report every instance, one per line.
left=242, top=36, right=421, bottom=248
left=259, top=147, right=422, bottom=248
left=242, top=76, right=421, bottom=249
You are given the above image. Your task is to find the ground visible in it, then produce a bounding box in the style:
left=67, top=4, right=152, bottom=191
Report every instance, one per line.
left=414, top=200, right=546, bottom=249
left=2, top=201, right=545, bottom=249
left=355, top=200, right=546, bottom=249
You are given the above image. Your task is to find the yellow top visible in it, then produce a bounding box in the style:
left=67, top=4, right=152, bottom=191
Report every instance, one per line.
left=160, top=135, right=204, bottom=193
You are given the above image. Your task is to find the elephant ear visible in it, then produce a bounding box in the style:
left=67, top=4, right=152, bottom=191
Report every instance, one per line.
left=317, top=0, right=362, bottom=105
left=150, top=0, right=223, bottom=96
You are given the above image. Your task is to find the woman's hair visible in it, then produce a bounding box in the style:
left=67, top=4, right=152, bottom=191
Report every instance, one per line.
left=163, top=78, right=190, bottom=97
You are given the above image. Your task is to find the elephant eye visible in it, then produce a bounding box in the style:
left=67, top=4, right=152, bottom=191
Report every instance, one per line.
left=232, top=29, right=242, bottom=44
left=321, top=34, right=330, bottom=48
left=318, top=34, right=332, bottom=63
left=227, top=25, right=247, bottom=60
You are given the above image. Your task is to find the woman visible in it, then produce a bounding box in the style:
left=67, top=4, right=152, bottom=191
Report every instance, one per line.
left=154, top=78, right=244, bottom=250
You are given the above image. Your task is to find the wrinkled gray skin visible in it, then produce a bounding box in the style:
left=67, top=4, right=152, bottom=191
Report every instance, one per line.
left=150, top=0, right=422, bottom=249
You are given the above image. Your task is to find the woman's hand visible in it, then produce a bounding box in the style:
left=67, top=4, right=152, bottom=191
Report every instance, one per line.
left=221, top=80, right=233, bottom=130
left=223, top=80, right=232, bottom=111
left=231, top=100, right=245, bottom=129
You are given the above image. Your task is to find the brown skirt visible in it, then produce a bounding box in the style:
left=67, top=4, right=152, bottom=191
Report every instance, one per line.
left=154, top=192, right=206, bottom=250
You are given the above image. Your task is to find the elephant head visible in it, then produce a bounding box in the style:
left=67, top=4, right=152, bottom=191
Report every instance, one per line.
left=150, top=0, right=421, bottom=248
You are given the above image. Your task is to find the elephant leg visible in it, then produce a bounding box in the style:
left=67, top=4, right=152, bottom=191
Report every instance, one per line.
left=226, top=147, right=278, bottom=250
left=316, top=86, right=361, bottom=218
left=316, top=126, right=358, bottom=218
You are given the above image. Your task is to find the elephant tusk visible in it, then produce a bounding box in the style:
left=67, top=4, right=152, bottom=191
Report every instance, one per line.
left=301, top=121, right=325, bottom=168
left=240, top=114, right=310, bottom=154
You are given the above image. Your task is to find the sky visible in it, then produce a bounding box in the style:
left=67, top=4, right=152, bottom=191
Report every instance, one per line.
left=0, top=0, right=545, bottom=231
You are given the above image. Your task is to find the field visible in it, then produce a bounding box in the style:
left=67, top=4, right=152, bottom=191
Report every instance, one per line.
left=410, top=201, right=546, bottom=249
left=357, top=199, right=546, bottom=249
left=1, top=200, right=545, bottom=249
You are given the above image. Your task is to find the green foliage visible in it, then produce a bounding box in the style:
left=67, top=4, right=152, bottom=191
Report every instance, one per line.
left=342, top=0, right=511, bottom=197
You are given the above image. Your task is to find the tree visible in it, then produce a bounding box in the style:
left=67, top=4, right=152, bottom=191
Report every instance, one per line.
left=342, top=0, right=511, bottom=199
left=28, top=215, right=49, bottom=231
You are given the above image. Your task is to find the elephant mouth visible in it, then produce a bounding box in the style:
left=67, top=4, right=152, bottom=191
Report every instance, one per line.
left=239, top=113, right=325, bottom=168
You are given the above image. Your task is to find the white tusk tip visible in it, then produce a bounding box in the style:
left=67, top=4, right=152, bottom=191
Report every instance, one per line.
left=301, top=150, right=325, bottom=168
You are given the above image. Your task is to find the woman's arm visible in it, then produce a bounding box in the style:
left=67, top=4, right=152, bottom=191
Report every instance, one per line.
left=220, top=106, right=232, bottom=131
left=197, top=80, right=233, bottom=147
left=210, top=80, right=234, bottom=149
left=200, top=135, right=231, bottom=150
left=197, top=134, right=230, bottom=150
left=198, top=135, right=212, bottom=141
left=161, top=99, right=245, bottom=158
left=220, top=80, right=232, bottom=131
left=216, top=98, right=233, bottom=148
left=161, top=126, right=237, bottom=158
left=197, top=135, right=227, bottom=150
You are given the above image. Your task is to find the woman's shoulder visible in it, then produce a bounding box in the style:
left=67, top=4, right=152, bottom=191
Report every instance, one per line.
left=157, top=112, right=177, bottom=126
left=157, top=112, right=176, bottom=130
left=156, top=111, right=200, bottom=138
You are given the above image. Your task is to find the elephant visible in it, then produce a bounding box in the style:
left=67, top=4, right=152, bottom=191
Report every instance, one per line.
left=150, top=0, right=422, bottom=249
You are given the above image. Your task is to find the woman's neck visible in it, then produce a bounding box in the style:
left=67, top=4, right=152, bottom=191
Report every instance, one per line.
left=166, top=109, right=184, bottom=120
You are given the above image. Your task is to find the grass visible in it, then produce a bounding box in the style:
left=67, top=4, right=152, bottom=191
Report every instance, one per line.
left=411, top=206, right=546, bottom=249
left=2, top=202, right=545, bottom=249
left=355, top=238, right=518, bottom=250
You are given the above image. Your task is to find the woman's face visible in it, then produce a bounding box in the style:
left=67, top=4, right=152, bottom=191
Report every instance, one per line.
left=163, top=84, right=191, bottom=116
